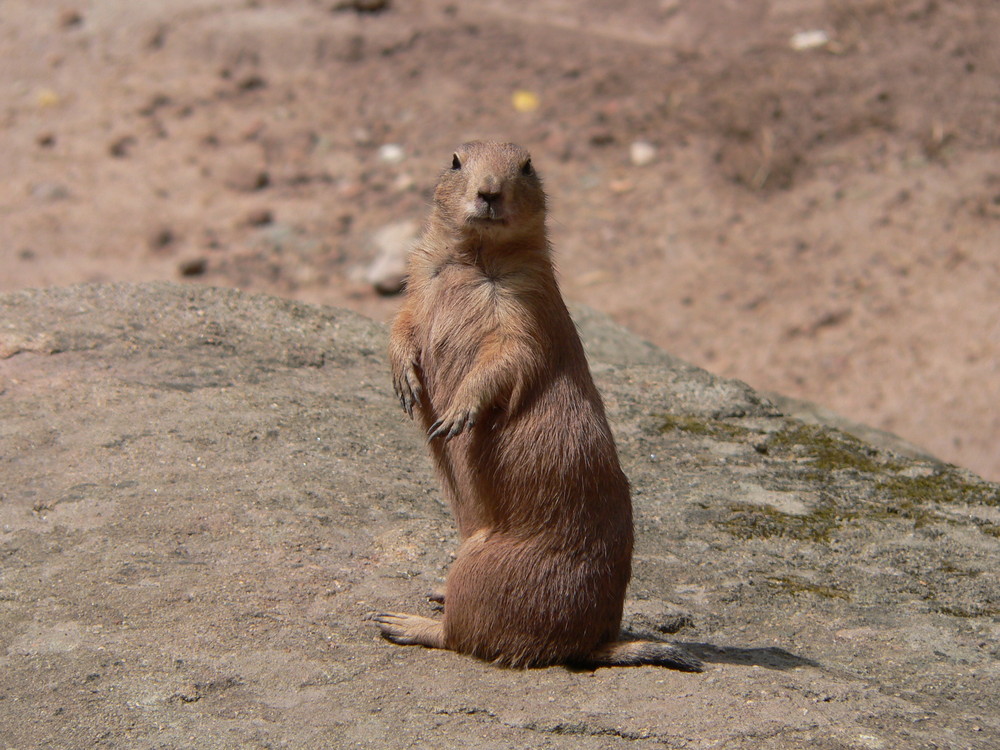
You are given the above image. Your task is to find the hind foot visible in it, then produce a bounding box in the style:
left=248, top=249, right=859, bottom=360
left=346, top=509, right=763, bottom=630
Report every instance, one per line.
left=427, top=590, right=445, bottom=611
left=370, top=612, right=446, bottom=649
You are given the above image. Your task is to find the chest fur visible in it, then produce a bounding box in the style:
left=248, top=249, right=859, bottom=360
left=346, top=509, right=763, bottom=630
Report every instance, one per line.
left=415, top=266, right=527, bottom=385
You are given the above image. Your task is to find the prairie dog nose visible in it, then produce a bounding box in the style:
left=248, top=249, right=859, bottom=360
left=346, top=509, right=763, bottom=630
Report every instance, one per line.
left=478, top=188, right=502, bottom=206
left=477, top=176, right=502, bottom=205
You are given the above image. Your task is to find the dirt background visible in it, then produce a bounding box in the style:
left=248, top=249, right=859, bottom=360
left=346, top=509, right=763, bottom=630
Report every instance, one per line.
left=1, top=0, right=998, bottom=480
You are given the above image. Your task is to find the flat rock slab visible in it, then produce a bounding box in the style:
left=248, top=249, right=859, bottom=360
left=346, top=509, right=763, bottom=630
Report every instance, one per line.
left=1, top=282, right=997, bottom=749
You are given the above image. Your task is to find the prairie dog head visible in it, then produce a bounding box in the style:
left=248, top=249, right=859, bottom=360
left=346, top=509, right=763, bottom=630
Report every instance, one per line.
left=432, top=141, right=547, bottom=243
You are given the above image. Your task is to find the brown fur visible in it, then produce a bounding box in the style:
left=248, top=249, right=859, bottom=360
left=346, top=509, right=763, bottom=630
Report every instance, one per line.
left=374, top=141, right=701, bottom=672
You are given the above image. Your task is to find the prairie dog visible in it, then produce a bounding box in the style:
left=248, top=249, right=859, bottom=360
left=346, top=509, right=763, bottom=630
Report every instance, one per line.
left=373, top=141, right=700, bottom=671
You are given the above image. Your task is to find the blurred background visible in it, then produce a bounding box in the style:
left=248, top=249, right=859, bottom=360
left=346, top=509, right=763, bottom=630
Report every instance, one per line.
left=1, top=0, right=997, bottom=480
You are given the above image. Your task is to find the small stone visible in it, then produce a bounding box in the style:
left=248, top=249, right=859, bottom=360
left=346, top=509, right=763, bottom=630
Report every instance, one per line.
left=146, top=24, right=168, bottom=50
left=58, top=9, right=84, bottom=29
left=225, top=164, right=270, bottom=192
left=178, top=257, right=208, bottom=277
left=108, top=135, right=136, bottom=158
left=333, top=0, right=390, bottom=13
left=366, top=220, right=418, bottom=295
left=237, top=74, right=266, bottom=92
left=629, top=140, right=657, bottom=167
left=148, top=227, right=175, bottom=252
left=138, top=93, right=171, bottom=117
left=790, top=30, right=830, bottom=51
left=511, top=90, right=540, bottom=113
left=36, top=89, right=60, bottom=108
left=245, top=208, right=274, bottom=227
left=377, top=144, right=405, bottom=164
left=588, top=129, right=615, bottom=147
left=36, top=132, right=56, bottom=148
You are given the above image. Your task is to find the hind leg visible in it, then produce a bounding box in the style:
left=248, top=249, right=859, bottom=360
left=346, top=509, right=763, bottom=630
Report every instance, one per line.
left=370, top=612, right=446, bottom=648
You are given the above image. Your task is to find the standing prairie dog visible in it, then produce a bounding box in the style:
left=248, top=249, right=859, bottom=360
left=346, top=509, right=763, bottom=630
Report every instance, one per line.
left=373, top=141, right=701, bottom=671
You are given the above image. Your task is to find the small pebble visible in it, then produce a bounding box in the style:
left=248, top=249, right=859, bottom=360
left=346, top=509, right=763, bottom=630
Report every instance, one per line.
left=108, top=135, right=136, bottom=158
left=790, top=29, right=830, bottom=51
left=588, top=129, right=615, bottom=147
left=237, top=74, right=266, bottom=92
left=148, top=227, right=175, bottom=252
left=225, top=166, right=270, bottom=192
left=333, top=0, right=390, bottom=13
left=58, top=9, right=83, bottom=29
left=36, top=89, right=60, bottom=108
left=512, top=90, right=540, bottom=113
left=146, top=24, right=167, bottom=50
left=245, top=208, right=274, bottom=227
left=366, top=219, right=418, bottom=295
left=377, top=144, right=405, bottom=164
left=630, top=140, right=657, bottom=166
left=178, top=257, right=208, bottom=277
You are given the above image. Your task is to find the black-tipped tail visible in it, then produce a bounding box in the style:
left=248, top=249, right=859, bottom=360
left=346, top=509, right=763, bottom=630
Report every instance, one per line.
left=584, top=640, right=703, bottom=672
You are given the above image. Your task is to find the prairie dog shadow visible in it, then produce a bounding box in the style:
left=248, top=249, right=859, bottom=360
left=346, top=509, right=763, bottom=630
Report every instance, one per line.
left=621, top=617, right=819, bottom=671
left=668, top=641, right=819, bottom=670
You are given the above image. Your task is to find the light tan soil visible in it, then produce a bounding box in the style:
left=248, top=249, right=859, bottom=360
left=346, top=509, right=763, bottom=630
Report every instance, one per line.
left=2, top=0, right=997, bottom=479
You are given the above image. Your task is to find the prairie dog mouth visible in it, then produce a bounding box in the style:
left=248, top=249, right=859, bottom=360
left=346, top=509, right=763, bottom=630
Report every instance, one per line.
left=466, top=199, right=509, bottom=225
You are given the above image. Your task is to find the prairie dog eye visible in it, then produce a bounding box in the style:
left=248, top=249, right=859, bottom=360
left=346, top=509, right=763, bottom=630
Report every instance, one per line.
left=451, top=153, right=462, bottom=170
left=521, top=158, right=533, bottom=176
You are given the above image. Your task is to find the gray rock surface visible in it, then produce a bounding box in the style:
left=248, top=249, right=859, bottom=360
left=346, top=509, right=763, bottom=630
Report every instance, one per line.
left=1, top=282, right=997, bottom=749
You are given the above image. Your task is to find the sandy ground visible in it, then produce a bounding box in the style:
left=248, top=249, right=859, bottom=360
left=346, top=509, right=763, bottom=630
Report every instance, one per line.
left=1, top=0, right=997, bottom=480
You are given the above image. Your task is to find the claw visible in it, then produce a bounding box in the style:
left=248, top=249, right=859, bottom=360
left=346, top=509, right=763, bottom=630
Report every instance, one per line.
left=428, top=418, right=446, bottom=440
left=393, top=365, right=422, bottom=419
left=451, top=413, right=473, bottom=438
left=408, top=376, right=422, bottom=402
left=428, top=409, right=477, bottom=441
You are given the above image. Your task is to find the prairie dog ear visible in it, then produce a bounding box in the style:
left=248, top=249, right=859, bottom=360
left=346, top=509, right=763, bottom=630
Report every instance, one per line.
left=451, top=153, right=462, bottom=170
left=521, top=158, right=533, bottom=176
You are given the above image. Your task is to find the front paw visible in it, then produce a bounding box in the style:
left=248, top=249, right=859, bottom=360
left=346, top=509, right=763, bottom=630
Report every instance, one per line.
left=428, top=404, right=479, bottom=441
left=393, top=363, right=422, bottom=418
